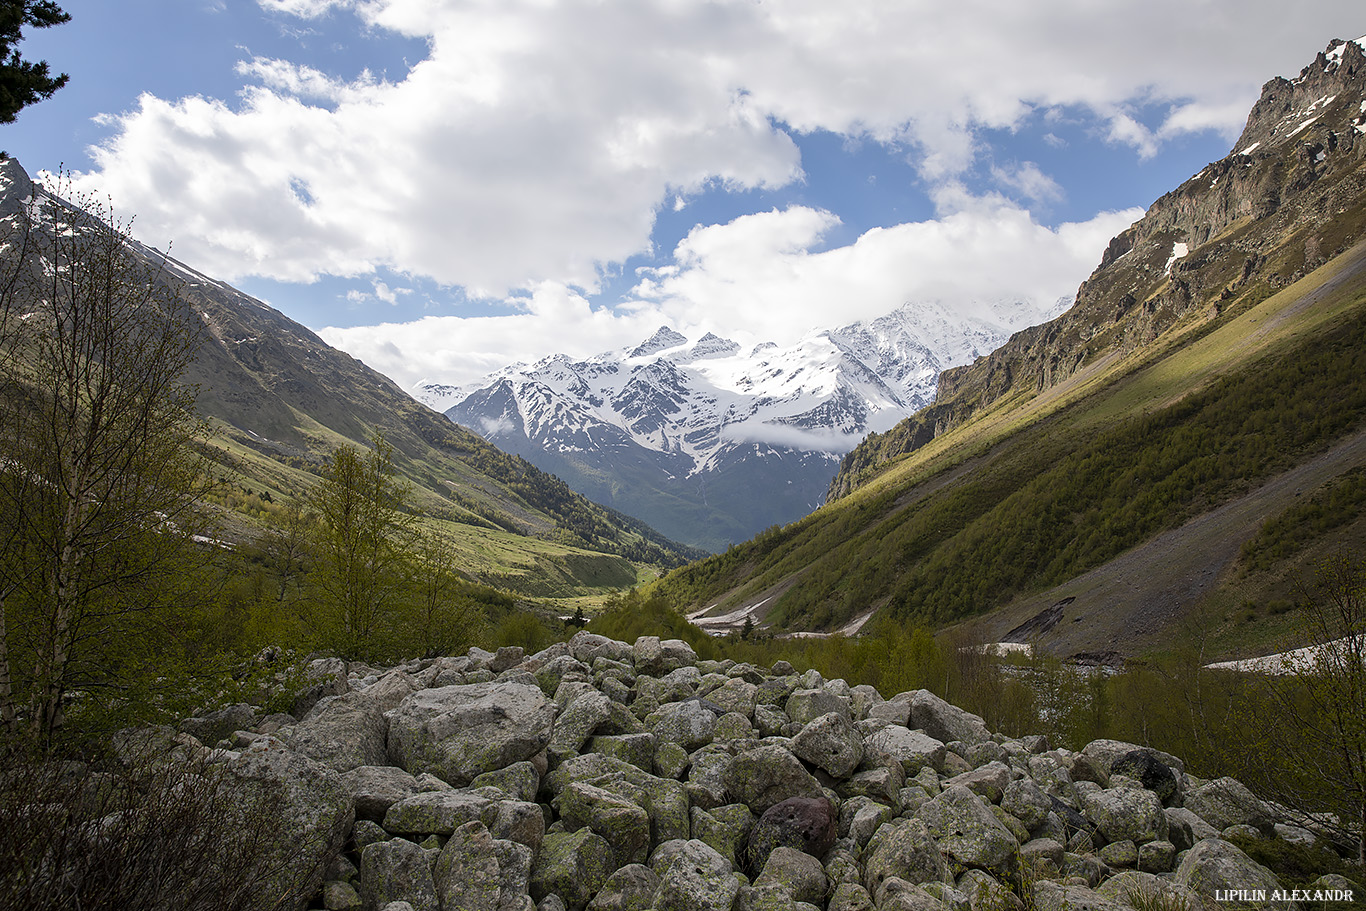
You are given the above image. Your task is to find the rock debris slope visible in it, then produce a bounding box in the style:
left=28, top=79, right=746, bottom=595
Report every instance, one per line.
left=149, top=632, right=1354, bottom=911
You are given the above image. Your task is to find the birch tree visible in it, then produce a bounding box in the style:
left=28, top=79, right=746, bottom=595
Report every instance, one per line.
left=0, top=175, right=210, bottom=745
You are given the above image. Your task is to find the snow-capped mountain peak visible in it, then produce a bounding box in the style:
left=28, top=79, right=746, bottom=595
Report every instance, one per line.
left=415, top=299, right=1061, bottom=550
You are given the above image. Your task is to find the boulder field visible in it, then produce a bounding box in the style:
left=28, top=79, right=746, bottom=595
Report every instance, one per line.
left=156, top=632, right=1355, bottom=910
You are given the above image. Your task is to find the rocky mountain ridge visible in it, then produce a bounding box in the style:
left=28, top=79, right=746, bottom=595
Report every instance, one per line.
left=829, top=35, right=1366, bottom=500
left=95, top=630, right=1358, bottom=910
left=420, top=299, right=1061, bottom=551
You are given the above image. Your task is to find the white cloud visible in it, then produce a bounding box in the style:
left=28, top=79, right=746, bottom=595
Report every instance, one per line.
left=72, top=0, right=1361, bottom=300
left=329, top=198, right=1143, bottom=389
left=990, top=162, right=1064, bottom=204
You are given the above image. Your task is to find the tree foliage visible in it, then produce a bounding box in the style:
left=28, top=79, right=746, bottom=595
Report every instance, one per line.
left=0, top=0, right=69, bottom=123
left=0, top=176, right=212, bottom=746
left=304, top=435, right=416, bottom=658
left=1247, top=556, right=1366, bottom=865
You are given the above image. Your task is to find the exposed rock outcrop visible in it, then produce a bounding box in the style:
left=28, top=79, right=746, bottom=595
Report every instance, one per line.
left=829, top=36, right=1366, bottom=501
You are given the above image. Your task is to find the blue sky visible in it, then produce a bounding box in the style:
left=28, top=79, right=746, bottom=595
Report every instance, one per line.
left=4, top=0, right=1362, bottom=388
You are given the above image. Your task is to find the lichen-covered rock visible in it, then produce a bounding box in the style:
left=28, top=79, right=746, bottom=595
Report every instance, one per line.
left=387, top=682, right=555, bottom=786
left=646, top=699, right=718, bottom=752
left=178, top=702, right=258, bottom=747
left=874, top=877, right=952, bottom=911
left=1031, top=880, right=1127, bottom=910
left=690, top=803, right=755, bottom=868
left=383, top=789, right=496, bottom=837
left=840, top=796, right=896, bottom=848
left=828, top=881, right=875, bottom=911
left=708, top=678, right=760, bottom=718
left=863, top=727, right=945, bottom=775
left=383, top=789, right=543, bottom=851
left=1079, top=786, right=1168, bottom=845
left=744, top=795, right=837, bottom=875
left=435, top=821, right=531, bottom=911
left=721, top=744, right=825, bottom=814
left=283, top=692, right=389, bottom=772
left=342, top=765, right=422, bottom=822
left=862, top=818, right=951, bottom=895
left=753, top=846, right=828, bottom=905
left=531, top=829, right=616, bottom=911
left=1095, top=871, right=1199, bottom=910
left=914, top=785, right=1019, bottom=871
left=555, top=781, right=651, bottom=866
left=1002, top=777, right=1050, bottom=830
left=360, top=837, right=439, bottom=911
left=568, top=631, right=633, bottom=666
left=1098, top=838, right=1137, bottom=868
left=944, top=760, right=1011, bottom=804
left=791, top=711, right=864, bottom=778
left=1175, top=837, right=1294, bottom=909
left=957, top=870, right=1018, bottom=911
left=1081, top=740, right=1183, bottom=774
left=838, top=763, right=904, bottom=807
left=585, top=863, right=659, bottom=911
left=1110, top=750, right=1179, bottom=806
left=785, top=688, right=851, bottom=724
left=903, top=690, right=990, bottom=745
left=471, top=760, right=541, bottom=803
left=548, top=691, right=616, bottom=765
left=222, top=745, right=354, bottom=911
left=651, top=839, right=739, bottom=911
left=1183, top=777, right=1275, bottom=833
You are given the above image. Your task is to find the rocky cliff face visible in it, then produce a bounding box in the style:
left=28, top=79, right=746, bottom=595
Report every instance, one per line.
left=81, top=631, right=1357, bottom=910
left=829, top=37, right=1366, bottom=501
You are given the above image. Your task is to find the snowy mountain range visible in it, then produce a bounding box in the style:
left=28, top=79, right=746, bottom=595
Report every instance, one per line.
left=416, top=299, right=1067, bottom=551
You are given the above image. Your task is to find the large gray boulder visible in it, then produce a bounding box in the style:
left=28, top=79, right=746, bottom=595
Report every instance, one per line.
left=360, top=837, right=439, bottom=911
left=645, top=699, right=718, bottom=752
left=178, top=702, right=258, bottom=747
left=586, top=863, right=659, bottom=911
left=721, top=744, right=825, bottom=814
left=786, top=688, right=851, bottom=725
left=383, top=789, right=543, bottom=851
left=545, top=753, right=691, bottom=847
left=548, top=691, right=616, bottom=765
left=791, top=712, right=864, bottom=778
left=863, top=727, right=945, bottom=775
left=341, top=764, right=423, bottom=821
left=902, top=690, right=990, bottom=745
left=707, top=678, right=760, bottom=718
left=744, top=796, right=837, bottom=875
left=435, top=820, right=535, bottom=911
left=651, top=839, right=740, bottom=911
left=530, top=829, right=616, bottom=911
left=1175, top=838, right=1295, bottom=909
left=1079, top=786, right=1168, bottom=845
left=1081, top=739, right=1183, bottom=774
left=386, top=682, right=555, bottom=786
left=283, top=691, right=389, bottom=772
left=221, top=745, right=354, bottom=911
left=862, top=818, right=951, bottom=895
left=753, top=846, right=828, bottom=906
left=555, top=781, right=652, bottom=866
left=1183, top=777, right=1275, bottom=833
left=914, top=785, right=1019, bottom=870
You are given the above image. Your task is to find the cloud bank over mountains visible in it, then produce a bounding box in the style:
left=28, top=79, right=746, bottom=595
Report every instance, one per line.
left=63, top=0, right=1363, bottom=386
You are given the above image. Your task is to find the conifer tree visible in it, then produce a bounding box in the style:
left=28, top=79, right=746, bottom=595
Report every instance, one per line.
left=0, top=0, right=69, bottom=123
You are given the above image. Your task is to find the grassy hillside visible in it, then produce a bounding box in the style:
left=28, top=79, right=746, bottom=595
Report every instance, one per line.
left=651, top=217, right=1366, bottom=660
